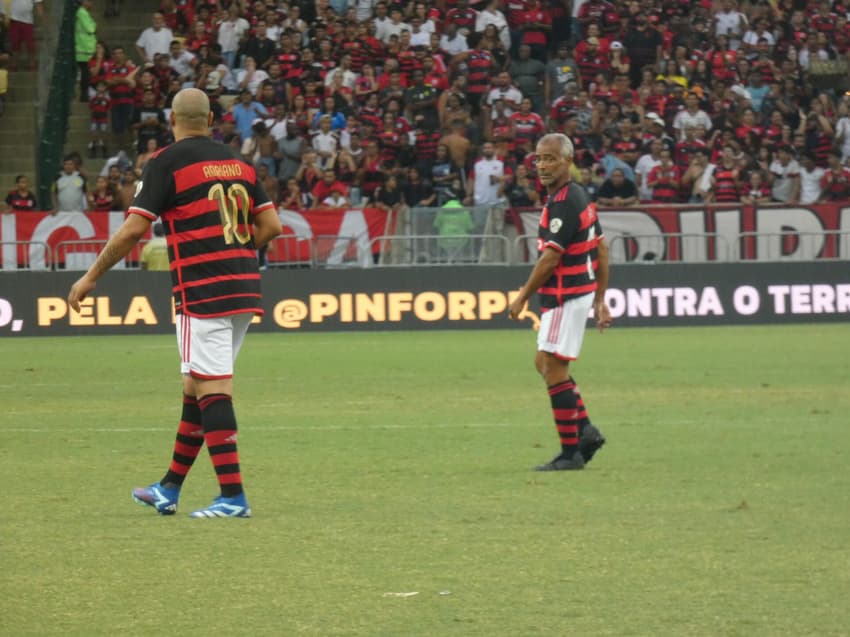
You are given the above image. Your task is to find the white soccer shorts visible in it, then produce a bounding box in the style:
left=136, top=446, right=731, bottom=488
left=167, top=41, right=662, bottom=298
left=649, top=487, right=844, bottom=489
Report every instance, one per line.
left=176, top=313, right=253, bottom=380
left=536, top=293, right=595, bottom=361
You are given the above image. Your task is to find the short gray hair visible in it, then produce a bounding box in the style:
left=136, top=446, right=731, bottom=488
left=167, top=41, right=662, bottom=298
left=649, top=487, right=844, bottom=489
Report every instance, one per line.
left=538, top=133, right=574, bottom=160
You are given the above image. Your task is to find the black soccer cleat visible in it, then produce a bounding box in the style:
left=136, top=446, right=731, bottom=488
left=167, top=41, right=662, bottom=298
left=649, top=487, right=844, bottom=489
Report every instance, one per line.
left=533, top=450, right=585, bottom=471
left=578, top=424, right=606, bottom=463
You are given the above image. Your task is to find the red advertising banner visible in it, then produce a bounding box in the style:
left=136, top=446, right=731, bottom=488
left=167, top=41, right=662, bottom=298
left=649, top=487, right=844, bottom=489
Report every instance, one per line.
left=0, top=208, right=391, bottom=270
left=515, top=202, right=850, bottom=262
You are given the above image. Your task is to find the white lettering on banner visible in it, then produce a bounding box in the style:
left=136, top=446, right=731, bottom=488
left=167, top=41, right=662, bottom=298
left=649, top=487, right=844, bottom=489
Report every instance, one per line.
left=841, top=207, right=850, bottom=257
left=679, top=210, right=710, bottom=262
left=0, top=298, right=24, bottom=331
left=596, top=211, right=665, bottom=262
left=605, top=287, right=724, bottom=318
left=30, top=212, right=95, bottom=270
left=767, top=284, right=850, bottom=314
left=278, top=209, right=314, bottom=239
left=733, top=286, right=761, bottom=315
left=755, top=208, right=825, bottom=260
left=109, top=211, right=127, bottom=269
left=1, top=213, right=17, bottom=270
left=714, top=209, right=742, bottom=261
left=328, top=210, right=372, bottom=268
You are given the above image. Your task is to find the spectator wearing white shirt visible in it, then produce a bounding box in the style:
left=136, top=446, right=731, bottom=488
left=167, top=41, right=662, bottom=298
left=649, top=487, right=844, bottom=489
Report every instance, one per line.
left=236, top=56, right=269, bottom=95
left=835, top=106, right=850, bottom=162
left=634, top=139, right=663, bottom=202
left=673, top=92, right=713, bottom=141
left=355, top=0, right=377, bottom=22
left=484, top=71, right=523, bottom=117
left=409, top=18, right=431, bottom=47
left=136, top=13, right=174, bottom=64
left=798, top=151, right=825, bottom=204
left=312, top=115, right=339, bottom=169
left=324, top=54, right=358, bottom=92
left=742, top=19, right=775, bottom=54
left=475, top=0, right=510, bottom=51
left=167, top=40, right=196, bottom=84
left=440, top=23, right=469, bottom=58
left=769, top=145, right=801, bottom=203
left=378, top=8, right=411, bottom=44
left=713, top=0, right=747, bottom=50
left=217, top=4, right=250, bottom=69
left=465, top=142, right=511, bottom=207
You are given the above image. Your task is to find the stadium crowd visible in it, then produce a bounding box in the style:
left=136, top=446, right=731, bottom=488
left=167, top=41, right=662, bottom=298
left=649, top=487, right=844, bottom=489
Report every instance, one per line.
left=4, top=0, right=850, bottom=215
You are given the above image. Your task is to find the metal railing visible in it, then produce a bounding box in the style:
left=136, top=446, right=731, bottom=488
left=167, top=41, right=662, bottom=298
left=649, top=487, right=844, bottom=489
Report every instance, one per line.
left=2, top=230, right=848, bottom=272
left=369, top=234, right=512, bottom=266
left=737, top=231, right=850, bottom=262
left=0, top=241, right=52, bottom=270
left=606, top=233, right=733, bottom=264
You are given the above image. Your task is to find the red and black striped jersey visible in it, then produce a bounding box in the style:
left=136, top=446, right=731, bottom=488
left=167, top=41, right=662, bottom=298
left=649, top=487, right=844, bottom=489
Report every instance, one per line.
left=414, top=130, right=441, bottom=160
left=90, top=95, right=110, bottom=122
left=713, top=166, right=739, bottom=202
left=128, top=136, right=275, bottom=318
left=820, top=167, right=850, bottom=200
left=466, top=50, right=494, bottom=95
left=537, top=182, right=603, bottom=310
left=511, top=112, right=546, bottom=147
left=647, top=164, right=680, bottom=202
left=445, top=7, right=477, bottom=31
left=340, top=39, right=367, bottom=72
left=5, top=189, right=37, bottom=211
left=106, top=62, right=136, bottom=105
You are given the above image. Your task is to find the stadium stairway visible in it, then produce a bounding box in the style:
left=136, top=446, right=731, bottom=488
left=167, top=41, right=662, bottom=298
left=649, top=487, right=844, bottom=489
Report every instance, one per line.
left=0, top=71, right=39, bottom=194
left=63, top=1, right=155, bottom=180
left=0, top=0, right=152, bottom=199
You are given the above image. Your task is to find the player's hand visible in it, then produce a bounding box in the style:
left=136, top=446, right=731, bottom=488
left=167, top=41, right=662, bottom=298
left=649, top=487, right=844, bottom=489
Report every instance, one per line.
left=68, top=276, right=96, bottom=313
left=594, top=301, right=612, bottom=332
left=508, top=297, right=526, bottom=321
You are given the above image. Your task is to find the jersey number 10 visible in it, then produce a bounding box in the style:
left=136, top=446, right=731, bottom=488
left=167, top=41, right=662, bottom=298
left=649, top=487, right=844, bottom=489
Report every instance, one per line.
left=208, top=183, right=252, bottom=245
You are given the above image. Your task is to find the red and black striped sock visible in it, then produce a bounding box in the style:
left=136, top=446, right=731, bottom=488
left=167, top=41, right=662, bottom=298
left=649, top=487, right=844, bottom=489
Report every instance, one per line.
left=571, top=377, right=592, bottom=435
left=548, top=380, right=581, bottom=456
left=199, top=393, right=243, bottom=498
left=161, top=394, right=204, bottom=488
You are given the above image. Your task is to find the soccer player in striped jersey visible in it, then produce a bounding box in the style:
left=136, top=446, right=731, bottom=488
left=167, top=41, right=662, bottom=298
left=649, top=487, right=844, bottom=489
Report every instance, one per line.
left=508, top=133, right=611, bottom=471
left=68, top=88, right=282, bottom=517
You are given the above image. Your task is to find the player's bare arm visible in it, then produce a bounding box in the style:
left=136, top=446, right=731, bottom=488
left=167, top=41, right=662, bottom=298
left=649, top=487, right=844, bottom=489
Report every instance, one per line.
left=252, top=207, right=283, bottom=249
left=68, top=214, right=151, bottom=312
left=508, top=247, right=561, bottom=320
left=594, top=237, right=612, bottom=331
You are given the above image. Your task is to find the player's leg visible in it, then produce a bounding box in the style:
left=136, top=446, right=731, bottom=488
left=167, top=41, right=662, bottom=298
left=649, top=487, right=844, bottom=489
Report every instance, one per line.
left=571, top=376, right=606, bottom=463
left=131, top=314, right=205, bottom=514
left=188, top=314, right=252, bottom=518
left=533, top=294, right=595, bottom=471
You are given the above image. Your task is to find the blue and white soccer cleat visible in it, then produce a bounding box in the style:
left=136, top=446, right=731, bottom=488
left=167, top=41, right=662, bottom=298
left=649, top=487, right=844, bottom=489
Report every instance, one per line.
left=189, top=493, right=252, bottom=518
left=132, top=482, right=180, bottom=515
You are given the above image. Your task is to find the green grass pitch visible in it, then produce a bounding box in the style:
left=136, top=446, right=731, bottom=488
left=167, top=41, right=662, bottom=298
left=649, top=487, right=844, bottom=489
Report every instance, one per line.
left=1, top=325, right=849, bottom=636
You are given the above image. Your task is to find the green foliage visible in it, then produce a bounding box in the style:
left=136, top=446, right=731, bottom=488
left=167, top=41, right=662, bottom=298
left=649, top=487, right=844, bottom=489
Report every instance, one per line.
left=1, top=326, right=849, bottom=636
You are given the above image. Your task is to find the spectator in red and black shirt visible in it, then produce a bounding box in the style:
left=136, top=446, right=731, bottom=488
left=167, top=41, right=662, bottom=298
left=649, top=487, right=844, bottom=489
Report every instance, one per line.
left=105, top=46, right=137, bottom=134
left=88, top=80, right=110, bottom=158
left=68, top=88, right=282, bottom=519
left=820, top=152, right=850, bottom=201
left=3, top=175, right=38, bottom=212
left=646, top=148, right=681, bottom=202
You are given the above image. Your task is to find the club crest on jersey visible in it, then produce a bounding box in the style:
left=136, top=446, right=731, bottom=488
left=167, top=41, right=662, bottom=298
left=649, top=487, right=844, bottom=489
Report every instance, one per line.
left=549, top=218, right=563, bottom=233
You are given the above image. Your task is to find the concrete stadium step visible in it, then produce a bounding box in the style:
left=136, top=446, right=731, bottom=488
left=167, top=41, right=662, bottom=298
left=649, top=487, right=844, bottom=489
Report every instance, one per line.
left=0, top=157, right=38, bottom=173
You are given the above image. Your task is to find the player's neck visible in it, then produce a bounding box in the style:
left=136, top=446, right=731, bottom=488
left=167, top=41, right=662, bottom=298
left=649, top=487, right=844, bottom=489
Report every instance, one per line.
left=546, top=177, right=570, bottom=196
left=174, top=128, right=211, bottom=142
